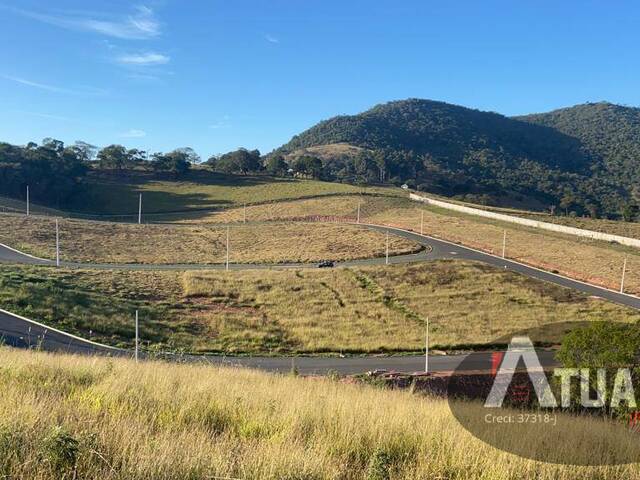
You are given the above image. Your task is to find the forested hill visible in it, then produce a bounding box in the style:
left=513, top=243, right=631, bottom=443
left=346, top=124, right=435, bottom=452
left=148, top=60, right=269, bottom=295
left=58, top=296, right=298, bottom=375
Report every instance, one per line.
left=272, top=99, right=630, bottom=217
left=518, top=102, right=640, bottom=196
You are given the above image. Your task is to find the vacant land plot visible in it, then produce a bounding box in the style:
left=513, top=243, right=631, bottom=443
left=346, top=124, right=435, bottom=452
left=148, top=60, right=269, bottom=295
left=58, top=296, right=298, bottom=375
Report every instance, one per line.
left=1, top=347, right=639, bottom=479
left=174, top=194, right=640, bottom=294
left=183, top=262, right=636, bottom=353
left=0, top=214, right=418, bottom=264
left=367, top=203, right=640, bottom=294
left=181, top=194, right=409, bottom=223
left=2, top=261, right=635, bottom=354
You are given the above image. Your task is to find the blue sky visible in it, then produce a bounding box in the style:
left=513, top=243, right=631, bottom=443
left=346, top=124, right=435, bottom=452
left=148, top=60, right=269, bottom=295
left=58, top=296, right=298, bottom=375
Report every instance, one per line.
left=1, top=1, right=639, bottom=158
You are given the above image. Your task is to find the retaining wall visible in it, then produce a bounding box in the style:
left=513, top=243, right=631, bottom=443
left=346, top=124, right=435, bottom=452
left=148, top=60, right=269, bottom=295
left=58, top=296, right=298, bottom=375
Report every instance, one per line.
left=409, top=193, right=640, bottom=249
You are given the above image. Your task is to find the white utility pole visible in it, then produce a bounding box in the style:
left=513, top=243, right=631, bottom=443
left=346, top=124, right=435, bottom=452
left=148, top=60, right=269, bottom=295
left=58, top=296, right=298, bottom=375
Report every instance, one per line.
left=55, top=219, right=60, bottom=267
left=357, top=202, right=361, bottom=224
left=385, top=230, right=390, bottom=265
left=420, top=211, right=424, bottom=235
left=243, top=204, right=247, bottom=223
left=225, top=226, right=230, bottom=271
left=621, top=256, right=628, bottom=294
left=135, top=310, right=139, bottom=363
left=26, top=185, right=30, bottom=216
left=425, top=317, right=429, bottom=374
left=138, top=194, right=142, bottom=224
left=502, top=230, right=506, bottom=259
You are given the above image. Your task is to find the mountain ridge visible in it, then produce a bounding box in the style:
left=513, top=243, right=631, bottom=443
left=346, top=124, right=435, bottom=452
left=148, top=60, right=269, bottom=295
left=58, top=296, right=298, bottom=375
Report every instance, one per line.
left=273, top=98, right=637, bottom=217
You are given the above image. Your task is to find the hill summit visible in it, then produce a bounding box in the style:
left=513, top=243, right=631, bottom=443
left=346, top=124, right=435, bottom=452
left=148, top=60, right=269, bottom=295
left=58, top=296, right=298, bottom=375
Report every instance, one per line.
left=273, top=99, right=640, bottom=217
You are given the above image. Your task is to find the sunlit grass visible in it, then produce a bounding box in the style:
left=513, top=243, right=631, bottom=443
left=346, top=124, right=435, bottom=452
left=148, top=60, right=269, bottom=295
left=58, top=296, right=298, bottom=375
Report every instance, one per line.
left=189, top=193, right=640, bottom=295
left=0, top=215, right=418, bottom=264
left=3, top=259, right=631, bottom=355
left=1, top=347, right=639, bottom=479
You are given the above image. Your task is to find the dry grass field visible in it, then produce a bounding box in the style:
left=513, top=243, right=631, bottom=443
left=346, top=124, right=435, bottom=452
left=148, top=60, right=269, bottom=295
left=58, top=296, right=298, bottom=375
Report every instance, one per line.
left=366, top=203, right=640, bottom=295
left=182, top=262, right=637, bottom=353
left=181, top=195, right=406, bottom=223
left=0, top=214, right=418, bottom=264
left=2, top=261, right=635, bottom=354
left=192, top=194, right=640, bottom=295
left=1, top=347, right=640, bottom=479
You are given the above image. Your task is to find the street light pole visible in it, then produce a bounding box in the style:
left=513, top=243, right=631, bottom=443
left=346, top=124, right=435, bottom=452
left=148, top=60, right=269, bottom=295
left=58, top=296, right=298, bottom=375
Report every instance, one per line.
left=621, top=256, right=628, bottom=294
left=357, top=202, right=361, bottom=224
left=502, top=230, right=506, bottom=259
left=138, top=194, right=142, bottom=224
left=26, top=185, right=30, bottom=216
left=55, top=219, right=60, bottom=267
left=425, top=317, right=429, bottom=374
left=135, top=310, right=139, bottom=363
left=226, top=226, right=230, bottom=271
left=420, top=211, right=424, bottom=235
left=385, top=230, right=389, bottom=265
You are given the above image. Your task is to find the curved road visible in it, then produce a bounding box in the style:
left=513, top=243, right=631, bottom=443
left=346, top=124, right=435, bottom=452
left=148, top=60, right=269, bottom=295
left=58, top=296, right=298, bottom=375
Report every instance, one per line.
left=1, top=222, right=637, bottom=373
left=0, top=308, right=558, bottom=374
left=1, top=223, right=638, bottom=309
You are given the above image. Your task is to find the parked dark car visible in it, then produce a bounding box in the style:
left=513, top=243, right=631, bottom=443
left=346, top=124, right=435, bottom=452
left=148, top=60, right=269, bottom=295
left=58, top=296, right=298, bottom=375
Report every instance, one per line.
left=317, top=260, right=335, bottom=268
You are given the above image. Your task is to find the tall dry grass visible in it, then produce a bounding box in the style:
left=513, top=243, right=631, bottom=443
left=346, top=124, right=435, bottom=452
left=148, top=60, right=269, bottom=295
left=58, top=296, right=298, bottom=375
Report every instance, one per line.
left=1, top=347, right=639, bottom=479
left=0, top=215, right=418, bottom=264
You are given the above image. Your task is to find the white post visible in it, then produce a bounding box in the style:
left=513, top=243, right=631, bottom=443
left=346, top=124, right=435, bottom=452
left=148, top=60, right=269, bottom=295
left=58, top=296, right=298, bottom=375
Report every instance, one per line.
left=502, top=230, right=506, bottom=259
left=420, top=211, right=424, bottom=235
left=385, top=230, right=389, bottom=265
left=135, top=310, right=139, bottom=362
left=26, top=185, right=30, bottom=216
left=425, top=317, right=429, bottom=374
left=357, top=202, right=361, bottom=224
left=138, top=194, right=142, bottom=224
left=55, top=219, right=60, bottom=267
left=243, top=204, right=247, bottom=223
left=225, top=226, right=230, bottom=271
left=621, top=257, right=628, bottom=294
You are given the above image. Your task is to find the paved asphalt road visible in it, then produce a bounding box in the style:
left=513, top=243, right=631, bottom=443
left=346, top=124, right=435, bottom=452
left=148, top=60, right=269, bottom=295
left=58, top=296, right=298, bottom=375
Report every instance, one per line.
left=0, top=221, right=635, bottom=374
left=0, top=308, right=558, bottom=374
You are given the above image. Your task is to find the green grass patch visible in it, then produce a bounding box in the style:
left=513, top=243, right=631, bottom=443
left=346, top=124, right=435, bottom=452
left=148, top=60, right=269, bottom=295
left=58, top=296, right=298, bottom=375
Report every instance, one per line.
left=2, top=261, right=637, bottom=355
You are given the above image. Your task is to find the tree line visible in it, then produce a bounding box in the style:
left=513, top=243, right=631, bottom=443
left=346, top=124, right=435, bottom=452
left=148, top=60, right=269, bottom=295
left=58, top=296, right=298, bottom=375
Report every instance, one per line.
left=0, top=139, right=203, bottom=207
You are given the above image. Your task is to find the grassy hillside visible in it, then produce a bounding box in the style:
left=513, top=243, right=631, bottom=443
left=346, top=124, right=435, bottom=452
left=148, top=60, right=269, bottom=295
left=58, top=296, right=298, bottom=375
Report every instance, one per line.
left=0, top=214, right=418, bottom=264
left=1, top=347, right=640, bottom=479
left=64, top=169, right=399, bottom=217
left=0, top=195, right=65, bottom=217
left=1, top=262, right=635, bottom=354
left=273, top=98, right=626, bottom=215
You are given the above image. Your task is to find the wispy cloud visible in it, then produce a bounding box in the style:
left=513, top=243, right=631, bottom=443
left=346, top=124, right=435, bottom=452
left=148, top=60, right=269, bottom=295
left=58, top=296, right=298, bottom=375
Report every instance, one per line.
left=9, top=4, right=161, bottom=40
left=120, top=129, right=147, bottom=138
left=1, top=74, right=107, bottom=96
left=264, top=34, right=279, bottom=44
left=209, top=115, right=231, bottom=129
left=17, top=110, right=74, bottom=122
left=116, top=52, right=170, bottom=66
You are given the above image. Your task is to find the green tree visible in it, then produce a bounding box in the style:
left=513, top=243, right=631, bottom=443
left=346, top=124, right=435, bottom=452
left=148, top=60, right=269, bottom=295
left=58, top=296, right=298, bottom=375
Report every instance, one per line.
left=151, top=149, right=192, bottom=177
left=97, top=145, right=131, bottom=171
left=266, top=155, right=288, bottom=176
left=209, top=148, right=261, bottom=174
left=621, top=203, right=639, bottom=222
left=294, top=155, right=323, bottom=179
